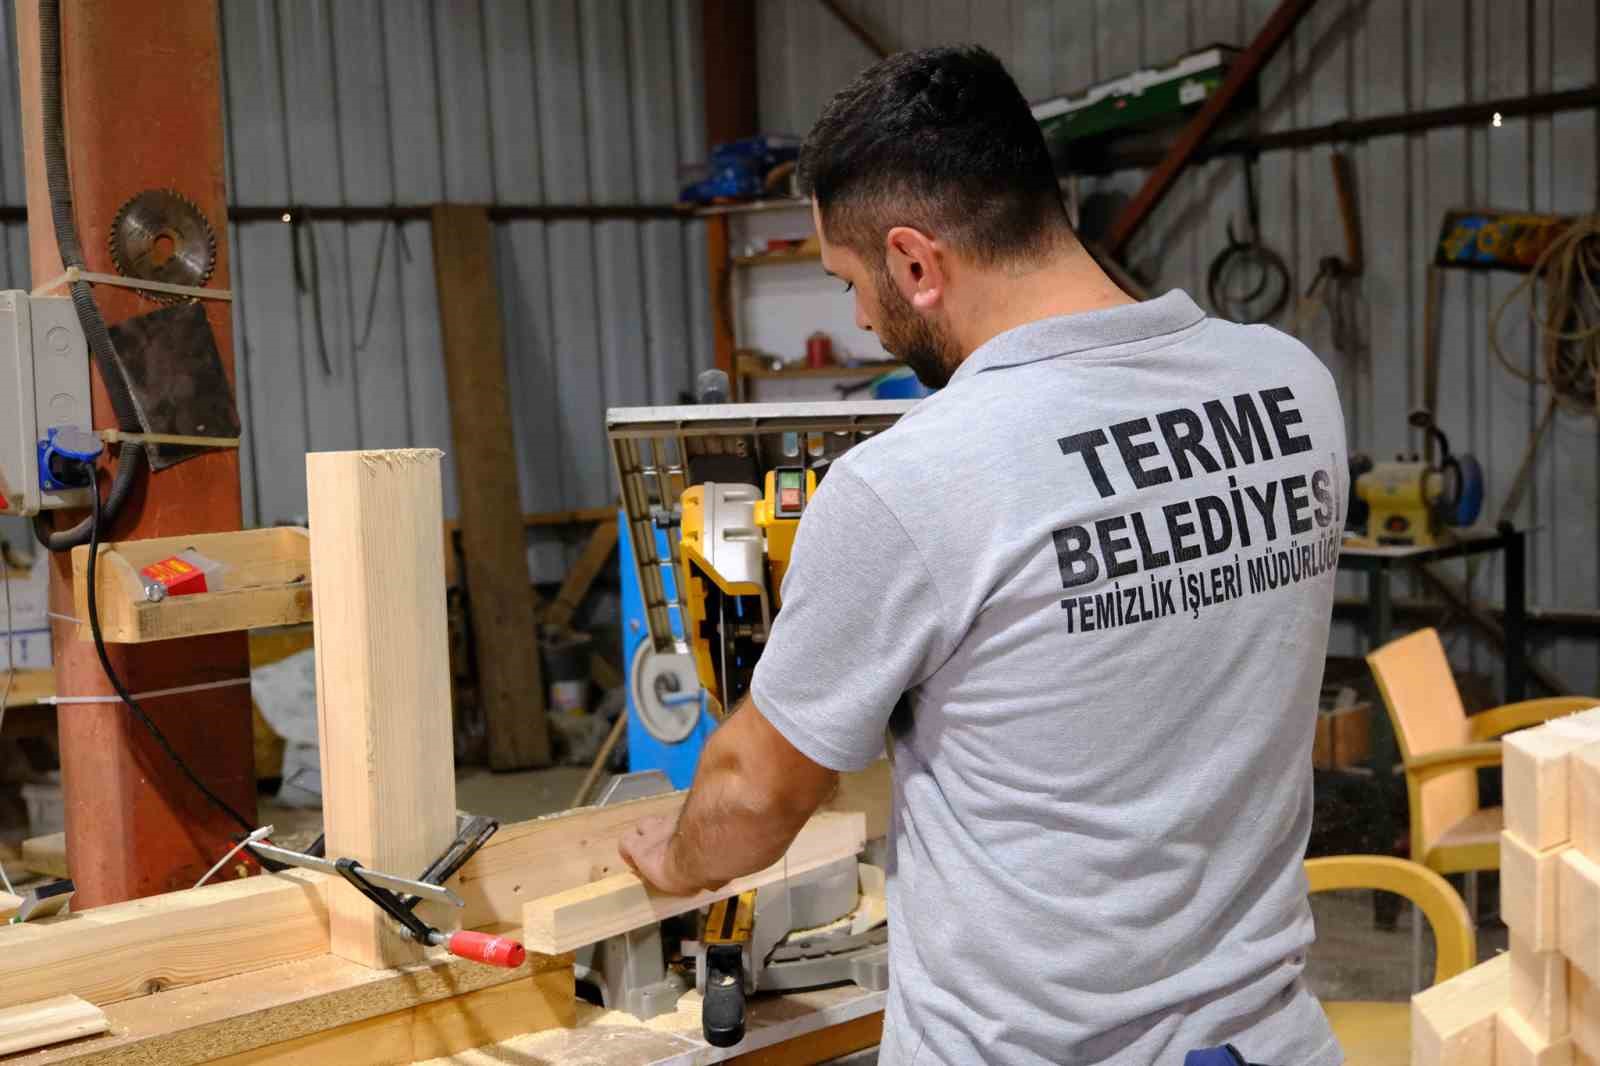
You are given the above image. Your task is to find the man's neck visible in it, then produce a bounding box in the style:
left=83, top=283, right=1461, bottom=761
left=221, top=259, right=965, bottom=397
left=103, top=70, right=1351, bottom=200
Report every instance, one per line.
left=947, top=242, right=1137, bottom=361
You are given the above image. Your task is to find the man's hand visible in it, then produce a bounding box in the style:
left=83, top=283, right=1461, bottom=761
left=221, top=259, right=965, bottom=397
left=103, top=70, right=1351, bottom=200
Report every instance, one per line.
left=618, top=814, right=704, bottom=895
left=619, top=697, right=838, bottom=895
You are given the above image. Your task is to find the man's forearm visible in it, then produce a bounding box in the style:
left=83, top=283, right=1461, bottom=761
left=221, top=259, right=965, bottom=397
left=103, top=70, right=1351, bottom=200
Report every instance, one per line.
left=663, top=698, right=837, bottom=892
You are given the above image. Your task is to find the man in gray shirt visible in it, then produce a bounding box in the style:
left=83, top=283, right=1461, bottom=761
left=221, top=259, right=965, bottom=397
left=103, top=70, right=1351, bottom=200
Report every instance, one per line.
left=621, top=45, right=1346, bottom=1066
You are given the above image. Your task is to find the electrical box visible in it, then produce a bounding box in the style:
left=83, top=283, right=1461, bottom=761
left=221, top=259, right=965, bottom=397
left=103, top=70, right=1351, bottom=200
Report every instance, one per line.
left=0, top=290, right=93, bottom=517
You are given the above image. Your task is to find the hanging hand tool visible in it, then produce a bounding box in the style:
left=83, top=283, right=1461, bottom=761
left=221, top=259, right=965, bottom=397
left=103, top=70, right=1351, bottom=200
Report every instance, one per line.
left=251, top=814, right=525, bottom=968
left=1207, top=153, right=1290, bottom=323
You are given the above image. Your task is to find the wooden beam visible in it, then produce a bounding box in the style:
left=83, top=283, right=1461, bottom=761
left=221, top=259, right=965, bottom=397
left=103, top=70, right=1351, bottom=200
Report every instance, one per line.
left=0, top=997, right=107, bottom=1057
left=454, top=791, right=688, bottom=929
left=702, top=0, right=758, bottom=147
left=1508, top=932, right=1569, bottom=1045
left=1103, top=0, right=1319, bottom=257
left=522, top=812, right=866, bottom=954
left=818, top=0, right=889, bottom=59
left=430, top=204, right=550, bottom=771
left=1501, top=830, right=1566, bottom=953
left=544, top=520, right=619, bottom=629
left=306, top=449, right=458, bottom=968
left=204, top=971, right=572, bottom=1066
left=5, top=950, right=570, bottom=1066
left=21, top=833, right=67, bottom=879
left=707, top=214, right=736, bottom=379
left=0, top=870, right=328, bottom=1012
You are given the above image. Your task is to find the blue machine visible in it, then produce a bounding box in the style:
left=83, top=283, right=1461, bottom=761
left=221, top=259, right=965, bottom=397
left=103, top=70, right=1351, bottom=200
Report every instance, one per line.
left=619, top=511, right=714, bottom=789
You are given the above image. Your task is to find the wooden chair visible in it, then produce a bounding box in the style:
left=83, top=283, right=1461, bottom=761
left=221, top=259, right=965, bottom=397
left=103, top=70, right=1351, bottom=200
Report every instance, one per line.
left=1307, top=855, right=1475, bottom=1066
left=1367, top=627, right=1595, bottom=981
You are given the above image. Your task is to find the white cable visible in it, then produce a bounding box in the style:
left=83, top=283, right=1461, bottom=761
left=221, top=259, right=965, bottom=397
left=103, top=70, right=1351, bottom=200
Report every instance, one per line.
left=194, top=824, right=274, bottom=889
left=42, top=676, right=251, bottom=705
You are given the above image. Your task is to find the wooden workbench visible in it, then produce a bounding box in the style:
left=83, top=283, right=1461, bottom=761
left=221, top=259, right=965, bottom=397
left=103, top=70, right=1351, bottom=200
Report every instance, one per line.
left=418, top=984, right=886, bottom=1066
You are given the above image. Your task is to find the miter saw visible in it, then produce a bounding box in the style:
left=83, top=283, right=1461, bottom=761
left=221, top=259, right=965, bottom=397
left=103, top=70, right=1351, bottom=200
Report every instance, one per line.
left=600, top=399, right=910, bottom=1038
left=1351, top=409, right=1484, bottom=547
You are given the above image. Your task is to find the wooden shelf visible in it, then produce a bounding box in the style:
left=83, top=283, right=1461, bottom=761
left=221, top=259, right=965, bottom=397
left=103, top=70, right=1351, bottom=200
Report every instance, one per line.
left=694, top=197, right=809, bottom=217
left=71, top=527, right=312, bottom=643
left=732, top=249, right=822, bottom=268
left=742, top=362, right=902, bottom=381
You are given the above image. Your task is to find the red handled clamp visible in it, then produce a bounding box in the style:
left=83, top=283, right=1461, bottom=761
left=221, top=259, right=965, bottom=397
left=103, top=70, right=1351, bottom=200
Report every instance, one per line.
left=251, top=814, right=525, bottom=969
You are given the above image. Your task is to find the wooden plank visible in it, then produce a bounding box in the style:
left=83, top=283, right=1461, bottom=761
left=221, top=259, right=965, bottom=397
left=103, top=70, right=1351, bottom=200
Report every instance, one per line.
left=1562, top=850, right=1600, bottom=980
left=3, top=948, right=570, bottom=1066
left=1413, top=952, right=1510, bottom=1066
left=522, top=812, right=867, bottom=954
left=21, top=833, right=67, bottom=879
left=454, top=791, right=688, bottom=930
left=1571, top=963, right=1600, bottom=1061
left=728, top=1010, right=883, bottom=1066
left=1511, top=931, right=1571, bottom=1043
left=1498, top=1006, right=1574, bottom=1066
left=544, top=520, right=619, bottom=629
left=430, top=203, right=550, bottom=772
left=306, top=449, right=458, bottom=969
left=206, top=970, right=573, bottom=1066
left=455, top=770, right=896, bottom=931
left=0, top=870, right=328, bottom=1012
left=0, top=893, right=21, bottom=921
left=0, top=997, right=108, bottom=1057
left=1503, top=830, right=1567, bottom=952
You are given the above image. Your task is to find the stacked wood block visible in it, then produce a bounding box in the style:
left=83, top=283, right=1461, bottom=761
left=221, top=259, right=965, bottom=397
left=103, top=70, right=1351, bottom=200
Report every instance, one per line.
left=1416, top=708, right=1600, bottom=1066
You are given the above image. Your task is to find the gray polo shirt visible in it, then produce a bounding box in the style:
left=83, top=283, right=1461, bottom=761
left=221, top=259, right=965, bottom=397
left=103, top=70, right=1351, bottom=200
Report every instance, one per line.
left=750, top=291, right=1346, bottom=1066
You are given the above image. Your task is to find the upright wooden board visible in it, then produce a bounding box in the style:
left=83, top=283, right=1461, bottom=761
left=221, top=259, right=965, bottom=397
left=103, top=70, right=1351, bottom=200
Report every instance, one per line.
left=0, top=996, right=108, bottom=1056
left=430, top=204, right=549, bottom=771
left=307, top=449, right=458, bottom=968
left=1562, top=850, right=1600, bottom=980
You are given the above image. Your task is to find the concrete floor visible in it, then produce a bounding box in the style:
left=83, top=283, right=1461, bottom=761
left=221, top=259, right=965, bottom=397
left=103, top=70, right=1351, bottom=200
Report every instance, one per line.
left=269, top=765, right=1495, bottom=1064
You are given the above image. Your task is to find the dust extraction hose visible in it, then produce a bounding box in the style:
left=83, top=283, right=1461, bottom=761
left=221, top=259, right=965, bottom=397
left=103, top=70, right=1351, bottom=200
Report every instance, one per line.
left=33, top=0, right=146, bottom=552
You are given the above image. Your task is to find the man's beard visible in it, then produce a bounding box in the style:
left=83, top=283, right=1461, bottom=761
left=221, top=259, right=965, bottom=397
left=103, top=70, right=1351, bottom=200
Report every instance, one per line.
left=874, top=270, right=960, bottom=389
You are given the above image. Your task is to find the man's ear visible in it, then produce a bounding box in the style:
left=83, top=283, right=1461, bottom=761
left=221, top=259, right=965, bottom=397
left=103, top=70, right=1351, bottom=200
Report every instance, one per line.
left=884, top=225, right=944, bottom=311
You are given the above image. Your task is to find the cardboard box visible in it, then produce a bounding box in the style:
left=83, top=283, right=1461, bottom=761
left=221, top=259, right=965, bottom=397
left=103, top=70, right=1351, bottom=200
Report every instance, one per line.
left=1314, top=703, right=1373, bottom=770
left=0, top=555, right=50, bottom=671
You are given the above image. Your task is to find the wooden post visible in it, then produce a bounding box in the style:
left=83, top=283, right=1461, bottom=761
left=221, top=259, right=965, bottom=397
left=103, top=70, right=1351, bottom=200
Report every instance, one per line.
left=307, top=449, right=458, bottom=968
left=429, top=205, right=550, bottom=771
left=15, top=0, right=256, bottom=906
left=702, top=0, right=757, bottom=380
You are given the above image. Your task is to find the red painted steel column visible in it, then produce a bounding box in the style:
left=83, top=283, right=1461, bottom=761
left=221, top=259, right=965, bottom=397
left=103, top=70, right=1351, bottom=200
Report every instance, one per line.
left=15, top=0, right=257, bottom=905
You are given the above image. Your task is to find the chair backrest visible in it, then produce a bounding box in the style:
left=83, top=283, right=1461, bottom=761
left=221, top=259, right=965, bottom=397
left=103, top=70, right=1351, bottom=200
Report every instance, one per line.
left=1366, top=628, right=1477, bottom=861
left=1305, top=855, right=1475, bottom=986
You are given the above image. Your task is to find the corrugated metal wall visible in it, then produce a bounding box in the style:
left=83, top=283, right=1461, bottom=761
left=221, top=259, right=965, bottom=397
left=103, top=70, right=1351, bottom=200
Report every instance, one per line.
left=0, top=0, right=713, bottom=554
left=758, top=0, right=1600, bottom=693
left=221, top=0, right=713, bottom=534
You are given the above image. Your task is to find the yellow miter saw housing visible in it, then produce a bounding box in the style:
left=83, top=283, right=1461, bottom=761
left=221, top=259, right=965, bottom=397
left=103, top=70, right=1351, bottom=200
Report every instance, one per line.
left=678, top=468, right=815, bottom=715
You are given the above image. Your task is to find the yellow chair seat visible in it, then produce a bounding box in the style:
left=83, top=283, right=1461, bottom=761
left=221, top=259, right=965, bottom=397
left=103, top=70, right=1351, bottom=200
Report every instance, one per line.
left=1423, top=806, right=1502, bottom=874
left=1323, top=1000, right=1408, bottom=1066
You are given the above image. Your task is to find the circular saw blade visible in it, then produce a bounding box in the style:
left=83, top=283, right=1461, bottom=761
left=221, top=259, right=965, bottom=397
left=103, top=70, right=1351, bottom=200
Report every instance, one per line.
left=109, top=188, right=217, bottom=301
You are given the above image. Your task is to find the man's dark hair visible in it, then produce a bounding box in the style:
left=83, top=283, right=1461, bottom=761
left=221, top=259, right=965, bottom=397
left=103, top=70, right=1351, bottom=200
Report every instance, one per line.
left=797, top=46, right=1071, bottom=269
